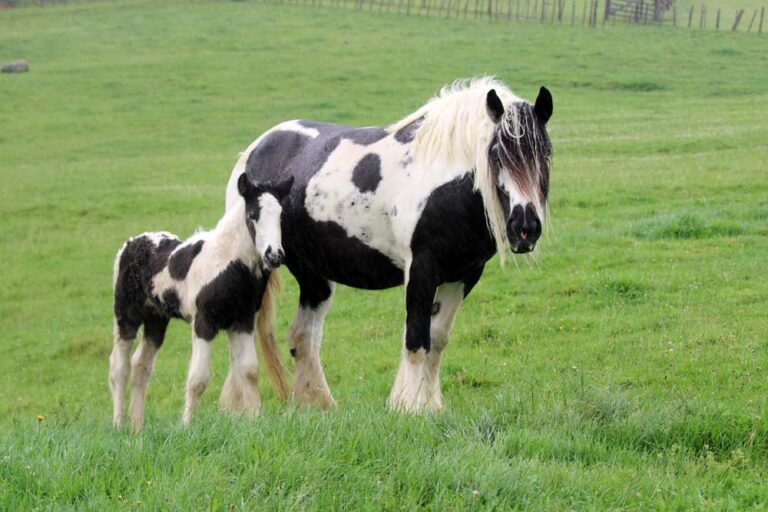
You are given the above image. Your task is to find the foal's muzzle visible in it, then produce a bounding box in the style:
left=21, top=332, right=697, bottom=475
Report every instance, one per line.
left=507, top=203, right=542, bottom=254
left=263, top=246, right=285, bottom=269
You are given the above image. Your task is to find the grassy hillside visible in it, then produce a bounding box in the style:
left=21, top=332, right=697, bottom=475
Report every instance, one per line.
left=1, top=1, right=767, bottom=509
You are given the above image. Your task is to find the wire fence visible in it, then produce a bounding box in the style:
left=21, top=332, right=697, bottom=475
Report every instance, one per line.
left=1, top=0, right=765, bottom=34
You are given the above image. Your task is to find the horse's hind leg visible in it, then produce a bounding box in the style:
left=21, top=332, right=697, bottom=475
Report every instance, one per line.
left=109, top=320, right=137, bottom=427
left=289, top=274, right=336, bottom=409
left=220, top=329, right=261, bottom=418
left=128, top=314, right=167, bottom=432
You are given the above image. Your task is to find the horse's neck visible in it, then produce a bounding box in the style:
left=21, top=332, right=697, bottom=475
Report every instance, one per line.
left=207, top=201, right=258, bottom=270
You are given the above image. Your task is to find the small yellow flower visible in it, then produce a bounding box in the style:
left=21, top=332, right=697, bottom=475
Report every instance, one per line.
left=36, top=415, right=45, bottom=422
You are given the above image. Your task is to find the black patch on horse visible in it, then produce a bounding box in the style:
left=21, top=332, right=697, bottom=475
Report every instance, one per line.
left=410, top=174, right=496, bottom=281
left=394, top=117, right=424, bottom=144
left=142, top=313, right=170, bottom=348
left=159, top=288, right=184, bottom=320
left=246, top=128, right=339, bottom=188
left=193, top=260, right=266, bottom=341
left=114, top=234, right=181, bottom=340
left=351, top=153, right=382, bottom=193
left=299, top=120, right=388, bottom=146
left=403, top=174, right=495, bottom=352
left=282, top=188, right=404, bottom=292
left=168, top=240, right=204, bottom=280
left=150, top=237, right=183, bottom=275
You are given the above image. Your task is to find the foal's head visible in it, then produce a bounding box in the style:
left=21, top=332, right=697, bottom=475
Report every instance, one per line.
left=237, top=173, right=294, bottom=270
left=486, top=87, right=553, bottom=254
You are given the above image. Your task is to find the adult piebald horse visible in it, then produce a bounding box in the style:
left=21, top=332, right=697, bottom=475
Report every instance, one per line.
left=225, top=77, right=553, bottom=412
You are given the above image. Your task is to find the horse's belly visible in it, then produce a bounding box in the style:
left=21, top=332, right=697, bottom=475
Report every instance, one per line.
left=283, top=212, right=405, bottom=290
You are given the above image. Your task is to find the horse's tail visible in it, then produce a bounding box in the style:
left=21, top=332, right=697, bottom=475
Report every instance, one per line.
left=256, top=270, right=291, bottom=402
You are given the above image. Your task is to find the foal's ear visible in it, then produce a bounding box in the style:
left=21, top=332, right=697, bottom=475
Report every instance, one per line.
left=486, top=89, right=505, bottom=123
left=272, top=176, right=294, bottom=201
left=534, top=86, right=553, bottom=125
left=237, top=173, right=253, bottom=198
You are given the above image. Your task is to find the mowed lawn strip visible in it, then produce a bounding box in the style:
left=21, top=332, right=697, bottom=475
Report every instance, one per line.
left=1, top=1, right=767, bottom=509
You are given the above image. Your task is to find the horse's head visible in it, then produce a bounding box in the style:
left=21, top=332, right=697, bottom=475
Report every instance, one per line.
left=237, top=173, right=294, bottom=270
left=486, top=87, right=553, bottom=254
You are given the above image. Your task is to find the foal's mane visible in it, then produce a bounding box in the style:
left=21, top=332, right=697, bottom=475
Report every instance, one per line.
left=391, top=77, right=539, bottom=265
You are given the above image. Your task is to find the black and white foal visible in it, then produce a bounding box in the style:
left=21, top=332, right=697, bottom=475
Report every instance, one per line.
left=109, top=174, right=293, bottom=430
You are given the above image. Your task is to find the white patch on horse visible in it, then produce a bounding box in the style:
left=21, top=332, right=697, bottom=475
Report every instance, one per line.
left=279, top=120, right=320, bottom=138
left=254, top=194, right=283, bottom=260
left=304, top=138, right=465, bottom=268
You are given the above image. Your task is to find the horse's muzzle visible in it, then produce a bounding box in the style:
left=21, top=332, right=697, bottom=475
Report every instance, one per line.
left=263, top=246, right=285, bottom=269
left=507, top=203, right=541, bottom=253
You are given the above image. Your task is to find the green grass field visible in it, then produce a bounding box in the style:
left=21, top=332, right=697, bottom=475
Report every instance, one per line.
left=2, top=1, right=767, bottom=509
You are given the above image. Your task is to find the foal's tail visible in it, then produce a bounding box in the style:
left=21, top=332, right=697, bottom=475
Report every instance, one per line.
left=256, top=271, right=291, bottom=402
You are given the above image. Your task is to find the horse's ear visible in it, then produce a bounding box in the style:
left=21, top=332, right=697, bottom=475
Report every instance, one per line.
left=237, top=173, right=252, bottom=198
left=486, top=89, right=505, bottom=123
left=534, top=86, right=553, bottom=125
left=272, top=176, right=294, bottom=201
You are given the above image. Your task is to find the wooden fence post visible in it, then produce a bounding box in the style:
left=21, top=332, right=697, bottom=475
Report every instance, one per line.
left=716, top=8, right=720, bottom=29
left=747, top=9, right=757, bottom=30
left=732, top=8, right=744, bottom=30
left=583, top=0, right=588, bottom=24
left=688, top=4, right=694, bottom=27
left=571, top=0, right=576, bottom=23
left=672, top=4, right=677, bottom=25
left=759, top=6, right=765, bottom=34
left=699, top=3, right=705, bottom=28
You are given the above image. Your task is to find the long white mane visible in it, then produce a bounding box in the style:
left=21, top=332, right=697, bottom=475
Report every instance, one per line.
left=390, top=77, right=531, bottom=266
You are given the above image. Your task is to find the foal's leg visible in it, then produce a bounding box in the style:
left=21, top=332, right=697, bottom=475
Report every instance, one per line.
left=109, top=321, right=136, bottom=427
left=289, top=275, right=336, bottom=409
left=128, top=314, right=167, bottom=432
left=220, top=329, right=261, bottom=418
left=182, top=334, right=213, bottom=426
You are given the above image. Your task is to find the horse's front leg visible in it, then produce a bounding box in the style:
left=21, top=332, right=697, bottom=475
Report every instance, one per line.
left=388, top=258, right=438, bottom=413
left=289, top=277, right=336, bottom=409
left=421, top=281, right=466, bottom=411
left=421, top=265, right=485, bottom=411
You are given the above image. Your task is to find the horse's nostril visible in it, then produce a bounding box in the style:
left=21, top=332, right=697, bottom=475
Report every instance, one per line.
left=520, top=230, right=527, bottom=240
